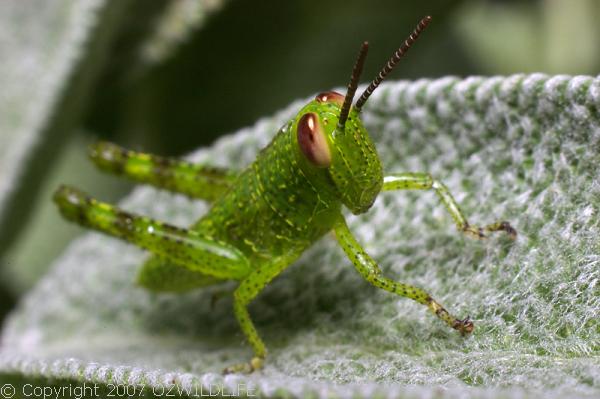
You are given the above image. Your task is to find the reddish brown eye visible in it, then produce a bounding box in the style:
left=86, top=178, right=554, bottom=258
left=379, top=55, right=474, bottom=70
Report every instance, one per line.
left=315, top=91, right=344, bottom=105
left=297, top=113, right=331, bottom=168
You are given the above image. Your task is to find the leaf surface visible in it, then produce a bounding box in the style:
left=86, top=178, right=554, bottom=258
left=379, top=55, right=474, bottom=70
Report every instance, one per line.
left=1, top=76, right=598, bottom=398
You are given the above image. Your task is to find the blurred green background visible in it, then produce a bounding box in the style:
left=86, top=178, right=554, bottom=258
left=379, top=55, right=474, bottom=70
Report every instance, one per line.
left=0, top=0, right=599, bottom=328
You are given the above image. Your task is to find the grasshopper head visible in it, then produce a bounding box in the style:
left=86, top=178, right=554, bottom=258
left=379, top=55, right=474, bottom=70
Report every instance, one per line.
left=293, top=17, right=431, bottom=214
left=294, top=93, right=383, bottom=215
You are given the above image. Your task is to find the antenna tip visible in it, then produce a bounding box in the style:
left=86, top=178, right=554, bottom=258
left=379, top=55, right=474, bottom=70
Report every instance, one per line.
left=421, top=16, right=432, bottom=27
left=360, top=41, right=369, bottom=54
left=416, top=16, right=432, bottom=32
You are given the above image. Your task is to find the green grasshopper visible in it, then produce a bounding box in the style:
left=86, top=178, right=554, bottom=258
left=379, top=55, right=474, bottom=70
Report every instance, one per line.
left=53, top=16, right=516, bottom=373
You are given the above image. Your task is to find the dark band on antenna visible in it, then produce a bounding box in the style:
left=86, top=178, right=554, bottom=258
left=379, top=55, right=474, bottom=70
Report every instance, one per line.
left=354, top=16, right=431, bottom=112
left=338, top=41, right=369, bottom=129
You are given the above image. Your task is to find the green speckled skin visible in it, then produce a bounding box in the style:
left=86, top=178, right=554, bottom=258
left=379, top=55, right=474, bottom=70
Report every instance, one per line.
left=53, top=95, right=515, bottom=373
left=194, top=101, right=380, bottom=263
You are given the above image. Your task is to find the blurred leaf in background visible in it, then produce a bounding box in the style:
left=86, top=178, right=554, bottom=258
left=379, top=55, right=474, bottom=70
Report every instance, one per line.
left=0, top=0, right=136, bottom=313
left=454, top=0, right=600, bottom=74
left=0, top=0, right=223, bottom=298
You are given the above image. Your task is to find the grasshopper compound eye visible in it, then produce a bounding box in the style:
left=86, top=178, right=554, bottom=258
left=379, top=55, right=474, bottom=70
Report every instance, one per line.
left=315, top=91, right=344, bottom=105
left=297, top=112, right=331, bottom=168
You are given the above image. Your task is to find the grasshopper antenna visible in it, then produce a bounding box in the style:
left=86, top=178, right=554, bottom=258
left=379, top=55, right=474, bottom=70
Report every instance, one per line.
left=338, top=41, right=369, bottom=130
left=354, top=16, right=432, bottom=112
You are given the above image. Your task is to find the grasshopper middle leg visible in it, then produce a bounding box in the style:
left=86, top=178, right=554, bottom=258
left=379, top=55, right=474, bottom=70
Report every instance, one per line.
left=224, top=256, right=295, bottom=374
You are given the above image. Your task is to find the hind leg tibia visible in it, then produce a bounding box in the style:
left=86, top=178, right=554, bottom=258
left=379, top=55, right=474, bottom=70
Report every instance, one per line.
left=53, top=185, right=250, bottom=280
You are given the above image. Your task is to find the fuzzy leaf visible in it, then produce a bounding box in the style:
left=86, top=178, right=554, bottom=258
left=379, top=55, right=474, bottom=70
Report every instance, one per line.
left=1, top=75, right=599, bottom=398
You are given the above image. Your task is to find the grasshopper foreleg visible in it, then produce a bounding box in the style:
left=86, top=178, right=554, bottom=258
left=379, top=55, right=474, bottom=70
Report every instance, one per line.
left=382, top=172, right=516, bottom=239
left=334, top=217, right=474, bottom=335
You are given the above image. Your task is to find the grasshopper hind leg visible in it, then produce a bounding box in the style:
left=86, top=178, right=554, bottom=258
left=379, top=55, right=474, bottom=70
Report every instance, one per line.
left=89, top=141, right=238, bottom=201
left=53, top=185, right=251, bottom=281
left=138, top=256, right=227, bottom=293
